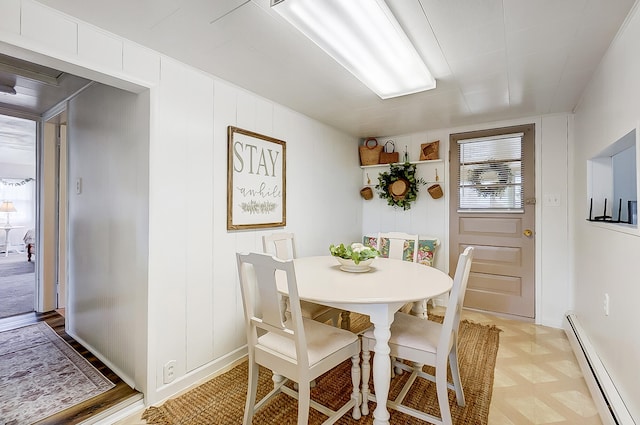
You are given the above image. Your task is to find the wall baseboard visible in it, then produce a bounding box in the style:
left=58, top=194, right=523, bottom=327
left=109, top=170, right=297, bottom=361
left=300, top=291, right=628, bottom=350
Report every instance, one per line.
left=564, top=313, right=636, bottom=425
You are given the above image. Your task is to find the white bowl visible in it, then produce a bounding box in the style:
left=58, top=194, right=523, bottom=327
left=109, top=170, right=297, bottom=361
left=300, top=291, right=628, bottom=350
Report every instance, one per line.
left=334, top=257, right=374, bottom=273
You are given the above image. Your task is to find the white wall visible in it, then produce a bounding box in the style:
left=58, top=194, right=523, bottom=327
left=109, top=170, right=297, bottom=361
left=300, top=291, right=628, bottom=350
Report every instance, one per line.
left=0, top=0, right=361, bottom=405
left=66, top=82, right=150, bottom=388
left=572, top=4, right=640, bottom=420
left=365, top=114, right=571, bottom=328
left=148, top=59, right=361, bottom=403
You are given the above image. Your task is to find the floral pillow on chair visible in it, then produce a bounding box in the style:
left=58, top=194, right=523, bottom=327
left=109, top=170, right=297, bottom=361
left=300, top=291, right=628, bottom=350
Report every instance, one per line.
left=363, top=235, right=439, bottom=266
left=416, top=239, right=439, bottom=267
left=362, top=235, right=378, bottom=250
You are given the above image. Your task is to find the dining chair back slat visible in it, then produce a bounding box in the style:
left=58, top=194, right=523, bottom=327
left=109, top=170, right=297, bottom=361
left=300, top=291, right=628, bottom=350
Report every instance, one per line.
left=377, top=231, right=419, bottom=262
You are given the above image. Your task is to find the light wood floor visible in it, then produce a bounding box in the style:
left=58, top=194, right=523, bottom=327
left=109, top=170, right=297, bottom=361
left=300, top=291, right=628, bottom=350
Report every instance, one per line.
left=0, top=311, right=141, bottom=425
left=116, top=308, right=602, bottom=425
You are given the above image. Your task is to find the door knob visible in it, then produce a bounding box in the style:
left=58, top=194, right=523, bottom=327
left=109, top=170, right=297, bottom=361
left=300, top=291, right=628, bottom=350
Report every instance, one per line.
left=523, top=229, right=533, bottom=237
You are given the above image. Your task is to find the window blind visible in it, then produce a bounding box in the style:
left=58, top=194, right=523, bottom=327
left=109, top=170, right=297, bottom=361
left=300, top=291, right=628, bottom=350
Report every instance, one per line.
left=458, top=132, right=524, bottom=211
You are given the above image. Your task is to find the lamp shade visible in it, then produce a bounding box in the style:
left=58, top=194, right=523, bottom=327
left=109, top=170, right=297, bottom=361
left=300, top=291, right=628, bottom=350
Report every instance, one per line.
left=0, top=201, right=17, bottom=213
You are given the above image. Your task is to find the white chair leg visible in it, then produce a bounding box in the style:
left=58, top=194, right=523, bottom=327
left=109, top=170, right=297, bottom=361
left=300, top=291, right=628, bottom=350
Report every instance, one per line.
left=244, top=360, right=259, bottom=425
left=449, top=347, right=465, bottom=406
left=297, top=379, right=311, bottom=425
left=436, top=358, right=453, bottom=425
left=351, top=354, right=362, bottom=419
left=361, top=348, right=371, bottom=416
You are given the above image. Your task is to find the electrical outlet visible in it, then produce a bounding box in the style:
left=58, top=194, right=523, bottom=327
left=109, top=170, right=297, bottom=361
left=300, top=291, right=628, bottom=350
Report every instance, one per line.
left=544, top=194, right=560, bottom=207
left=603, top=293, right=610, bottom=316
left=163, top=360, right=177, bottom=384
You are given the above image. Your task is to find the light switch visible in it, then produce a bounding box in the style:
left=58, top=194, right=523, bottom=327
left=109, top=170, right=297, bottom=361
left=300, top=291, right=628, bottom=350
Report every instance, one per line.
left=76, top=178, right=82, bottom=194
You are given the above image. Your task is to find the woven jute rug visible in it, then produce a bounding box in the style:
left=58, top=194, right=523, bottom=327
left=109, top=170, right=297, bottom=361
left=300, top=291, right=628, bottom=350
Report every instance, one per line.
left=143, top=314, right=501, bottom=425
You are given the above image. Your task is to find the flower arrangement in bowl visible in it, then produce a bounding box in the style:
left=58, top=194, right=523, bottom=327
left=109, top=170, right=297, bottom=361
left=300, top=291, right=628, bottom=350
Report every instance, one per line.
left=329, top=242, right=380, bottom=272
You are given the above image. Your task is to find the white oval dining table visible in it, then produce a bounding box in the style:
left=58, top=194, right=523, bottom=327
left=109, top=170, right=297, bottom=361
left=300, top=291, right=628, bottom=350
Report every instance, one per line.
left=279, top=255, right=453, bottom=425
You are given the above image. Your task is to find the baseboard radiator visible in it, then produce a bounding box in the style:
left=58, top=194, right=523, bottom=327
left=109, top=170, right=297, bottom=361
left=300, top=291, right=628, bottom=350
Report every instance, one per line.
left=564, top=314, right=636, bottom=425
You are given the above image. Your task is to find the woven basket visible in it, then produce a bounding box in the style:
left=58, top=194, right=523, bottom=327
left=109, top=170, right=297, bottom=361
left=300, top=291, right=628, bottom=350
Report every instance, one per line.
left=360, top=187, right=374, bottom=200
left=420, top=140, right=440, bottom=161
left=379, top=140, right=399, bottom=164
left=359, top=138, right=383, bottom=166
left=428, top=183, right=444, bottom=199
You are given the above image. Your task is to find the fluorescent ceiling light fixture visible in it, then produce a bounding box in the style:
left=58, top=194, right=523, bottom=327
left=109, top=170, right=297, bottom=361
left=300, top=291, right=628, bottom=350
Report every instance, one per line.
left=271, top=0, right=436, bottom=99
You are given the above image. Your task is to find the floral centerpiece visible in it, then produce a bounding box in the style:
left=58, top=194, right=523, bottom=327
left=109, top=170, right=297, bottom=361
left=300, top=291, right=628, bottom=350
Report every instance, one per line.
left=329, top=243, right=380, bottom=272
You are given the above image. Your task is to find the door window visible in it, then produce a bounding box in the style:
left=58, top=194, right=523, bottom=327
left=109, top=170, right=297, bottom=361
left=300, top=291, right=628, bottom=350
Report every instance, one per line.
left=458, top=133, right=524, bottom=211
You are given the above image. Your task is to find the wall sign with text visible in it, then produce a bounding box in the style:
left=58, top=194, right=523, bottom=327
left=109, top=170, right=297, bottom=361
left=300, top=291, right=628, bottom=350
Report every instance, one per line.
left=227, top=126, right=286, bottom=230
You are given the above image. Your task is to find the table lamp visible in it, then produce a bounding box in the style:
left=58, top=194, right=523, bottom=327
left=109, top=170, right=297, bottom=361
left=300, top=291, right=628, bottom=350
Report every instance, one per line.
left=0, top=201, right=17, bottom=226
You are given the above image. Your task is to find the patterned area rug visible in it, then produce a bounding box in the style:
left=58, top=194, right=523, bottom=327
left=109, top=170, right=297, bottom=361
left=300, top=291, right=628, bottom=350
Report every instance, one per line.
left=0, top=322, right=115, bottom=424
left=143, top=313, right=501, bottom=425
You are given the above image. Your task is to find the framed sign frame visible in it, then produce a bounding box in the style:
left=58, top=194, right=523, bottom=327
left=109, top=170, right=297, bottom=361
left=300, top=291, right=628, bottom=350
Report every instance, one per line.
left=227, top=126, right=286, bottom=230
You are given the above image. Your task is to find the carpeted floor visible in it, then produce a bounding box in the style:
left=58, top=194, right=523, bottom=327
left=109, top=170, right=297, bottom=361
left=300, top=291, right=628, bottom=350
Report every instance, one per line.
left=142, top=314, right=501, bottom=425
left=0, top=253, right=35, bottom=318
left=0, top=321, right=115, bottom=424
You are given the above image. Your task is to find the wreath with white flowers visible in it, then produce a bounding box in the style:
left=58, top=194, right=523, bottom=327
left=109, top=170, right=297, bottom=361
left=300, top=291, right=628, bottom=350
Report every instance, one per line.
left=376, top=162, right=426, bottom=210
left=468, top=162, right=513, bottom=197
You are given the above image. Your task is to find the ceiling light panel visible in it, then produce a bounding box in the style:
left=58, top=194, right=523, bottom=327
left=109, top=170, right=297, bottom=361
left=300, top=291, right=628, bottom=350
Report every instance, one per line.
left=271, top=0, right=436, bottom=99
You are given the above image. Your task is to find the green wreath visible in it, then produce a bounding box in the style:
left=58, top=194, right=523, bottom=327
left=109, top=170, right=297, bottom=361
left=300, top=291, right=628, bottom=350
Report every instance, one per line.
left=468, top=162, right=513, bottom=197
left=375, top=162, right=426, bottom=210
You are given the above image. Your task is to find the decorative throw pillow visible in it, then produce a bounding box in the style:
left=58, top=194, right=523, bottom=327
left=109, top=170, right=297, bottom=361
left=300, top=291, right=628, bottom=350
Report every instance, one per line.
left=362, top=235, right=378, bottom=250
left=417, top=239, right=439, bottom=267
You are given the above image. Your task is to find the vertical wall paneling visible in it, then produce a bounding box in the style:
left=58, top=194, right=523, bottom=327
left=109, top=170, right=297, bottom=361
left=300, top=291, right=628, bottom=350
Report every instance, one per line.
left=539, top=115, right=570, bottom=324
left=183, top=66, right=215, bottom=372
left=211, top=80, right=245, bottom=358
left=153, top=58, right=190, bottom=384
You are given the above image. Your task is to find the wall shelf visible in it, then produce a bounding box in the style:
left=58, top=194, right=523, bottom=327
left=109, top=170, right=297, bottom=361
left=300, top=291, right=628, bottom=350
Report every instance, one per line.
left=360, top=159, right=443, bottom=169
left=362, top=159, right=445, bottom=191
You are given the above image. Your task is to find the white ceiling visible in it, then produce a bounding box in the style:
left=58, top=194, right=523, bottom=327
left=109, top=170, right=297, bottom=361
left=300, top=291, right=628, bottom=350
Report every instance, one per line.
left=3, top=0, right=638, bottom=139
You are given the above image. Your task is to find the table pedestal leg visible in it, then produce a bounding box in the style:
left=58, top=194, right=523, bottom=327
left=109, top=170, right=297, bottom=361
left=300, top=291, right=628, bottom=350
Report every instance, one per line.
left=372, top=323, right=392, bottom=425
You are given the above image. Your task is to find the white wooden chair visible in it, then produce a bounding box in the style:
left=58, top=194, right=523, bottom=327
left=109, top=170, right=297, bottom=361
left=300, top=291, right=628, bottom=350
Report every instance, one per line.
left=236, top=252, right=361, bottom=425
left=377, top=232, right=424, bottom=319
left=377, top=231, right=419, bottom=262
left=262, top=232, right=344, bottom=329
left=360, top=246, right=474, bottom=425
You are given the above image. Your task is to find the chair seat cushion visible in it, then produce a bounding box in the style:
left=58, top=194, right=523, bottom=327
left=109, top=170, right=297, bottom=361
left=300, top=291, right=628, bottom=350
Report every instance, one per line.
left=259, top=318, right=358, bottom=365
left=363, top=312, right=441, bottom=354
